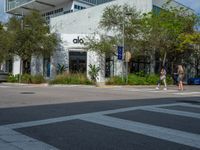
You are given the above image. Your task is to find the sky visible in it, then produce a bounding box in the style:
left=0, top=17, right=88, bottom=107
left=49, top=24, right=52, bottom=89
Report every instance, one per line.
left=0, top=0, right=200, bottom=22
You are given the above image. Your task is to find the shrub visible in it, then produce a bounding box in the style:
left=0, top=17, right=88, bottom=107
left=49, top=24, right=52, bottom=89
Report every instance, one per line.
left=7, top=74, right=46, bottom=84
left=106, top=76, right=125, bottom=85
left=21, top=74, right=32, bottom=83
left=88, top=64, right=101, bottom=83
left=166, top=75, right=173, bottom=85
left=145, top=74, right=159, bottom=85
left=49, top=73, right=93, bottom=85
left=135, top=71, right=146, bottom=77
left=7, top=74, right=19, bottom=83
left=31, top=74, right=46, bottom=84
left=128, top=74, right=147, bottom=85
left=106, top=74, right=173, bottom=85
left=57, top=64, right=68, bottom=75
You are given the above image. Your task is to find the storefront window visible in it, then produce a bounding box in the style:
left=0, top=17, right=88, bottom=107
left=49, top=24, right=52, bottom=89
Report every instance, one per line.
left=69, top=51, right=87, bottom=73
left=130, top=56, right=150, bottom=74
left=22, top=59, right=31, bottom=74
left=105, top=56, right=114, bottom=77
left=43, top=57, right=51, bottom=77
left=5, top=59, right=13, bottom=73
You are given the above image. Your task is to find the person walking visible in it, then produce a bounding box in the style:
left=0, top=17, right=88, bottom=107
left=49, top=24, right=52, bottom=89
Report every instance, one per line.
left=177, top=65, right=185, bottom=91
left=156, top=66, right=167, bottom=90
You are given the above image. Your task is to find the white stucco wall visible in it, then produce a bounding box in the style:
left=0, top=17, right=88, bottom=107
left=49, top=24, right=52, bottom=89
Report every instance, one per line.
left=31, top=56, right=43, bottom=76
left=13, top=56, right=20, bottom=75
left=50, top=0, right=152, bottom=34
left=50, top=33, right=107, bottom=81
left=50, top=0, right=152, bottom=81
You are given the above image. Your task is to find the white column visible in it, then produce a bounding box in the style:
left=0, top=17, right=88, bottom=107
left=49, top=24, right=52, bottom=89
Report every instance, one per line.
left=87, top=51, right=105, bottom=83
left=31, top=55, right=43, bottom=76
left=0, top=61, right=6, bottom=71
left=12, top=56, right=21, bottom=75
left=114, top=58, right=123, bottom=76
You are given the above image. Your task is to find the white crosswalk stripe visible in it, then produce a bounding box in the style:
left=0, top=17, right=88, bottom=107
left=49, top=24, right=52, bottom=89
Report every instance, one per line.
left=81, top=114, right=200, bottom=149
left=112, top=87, right=200, bottom=96
left=0, top=102, right=200, bottom=149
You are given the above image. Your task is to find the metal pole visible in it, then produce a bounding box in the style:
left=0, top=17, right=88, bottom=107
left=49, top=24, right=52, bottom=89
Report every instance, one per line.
left=123, top=12, right=128, bottom=84
left=126, top=57, right=128, bottom=84
left=122, top=11, right=125, bottom=82
left=19, top=10, right=24, bottom=83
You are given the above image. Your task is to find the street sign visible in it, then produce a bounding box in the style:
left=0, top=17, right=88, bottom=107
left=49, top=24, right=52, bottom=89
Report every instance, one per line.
left=117, top=46, right=123, bottom=60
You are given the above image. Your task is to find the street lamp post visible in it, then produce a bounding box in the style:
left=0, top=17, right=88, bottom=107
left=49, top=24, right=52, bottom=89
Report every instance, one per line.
left=122, top=13, right=125, bottom=82
left=122, top=12, right=132, bottom=84
left=13, top=12, right=25, bottom=83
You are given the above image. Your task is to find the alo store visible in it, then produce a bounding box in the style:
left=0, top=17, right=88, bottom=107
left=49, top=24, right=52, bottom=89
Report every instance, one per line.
left=1, top=33, right=122, bottom=83
left=49, top=33, right=122, bottom=82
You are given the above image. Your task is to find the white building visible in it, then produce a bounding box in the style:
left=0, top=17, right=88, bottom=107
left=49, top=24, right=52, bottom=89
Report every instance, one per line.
left=4, top=0, right=193, bottom=82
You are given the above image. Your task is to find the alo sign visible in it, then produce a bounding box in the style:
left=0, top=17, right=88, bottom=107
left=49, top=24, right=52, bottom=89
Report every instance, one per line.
left=73, top=36, right=84, bottom=44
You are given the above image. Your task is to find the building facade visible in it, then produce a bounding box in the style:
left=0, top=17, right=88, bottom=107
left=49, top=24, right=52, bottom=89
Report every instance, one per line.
left=4, top=0, right=193, bottom=82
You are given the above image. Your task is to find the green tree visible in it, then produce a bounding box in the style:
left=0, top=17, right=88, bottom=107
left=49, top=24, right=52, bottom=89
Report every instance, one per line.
left=139, top=3, right=198, bottom=72
left=0, top=22, right=12, bottom=63
left=178, top=32, right=200, bottom=76
left=6, top=11, right=59, bottom=74
left=85, top=2, right=199, bottom=76
left=84, top=4, right=142, bottom=56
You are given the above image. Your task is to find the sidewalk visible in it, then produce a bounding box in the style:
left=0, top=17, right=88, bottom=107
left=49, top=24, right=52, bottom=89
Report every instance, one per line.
left=1, top=82, right=199, bottom=91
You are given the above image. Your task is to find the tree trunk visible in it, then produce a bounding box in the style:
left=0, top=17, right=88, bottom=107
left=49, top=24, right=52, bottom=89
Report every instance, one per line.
left=162, top=51, right=167, bottom=67
left=150, top=50, right=155, bottom=74
left=19, top=58, right=23, bottom=83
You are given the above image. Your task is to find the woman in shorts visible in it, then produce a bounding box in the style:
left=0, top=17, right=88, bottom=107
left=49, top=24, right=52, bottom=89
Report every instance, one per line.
left=177, top=65, right=184, bottom=91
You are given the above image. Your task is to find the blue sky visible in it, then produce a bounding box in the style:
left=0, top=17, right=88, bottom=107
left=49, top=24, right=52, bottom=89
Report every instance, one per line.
left=0, top=0, right=200, bottom=22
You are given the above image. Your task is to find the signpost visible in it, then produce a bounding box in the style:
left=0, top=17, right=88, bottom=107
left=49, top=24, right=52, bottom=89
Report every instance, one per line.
left=118, top=46, right=124, bottom=81
left=117, top=46, right=123, bottom=60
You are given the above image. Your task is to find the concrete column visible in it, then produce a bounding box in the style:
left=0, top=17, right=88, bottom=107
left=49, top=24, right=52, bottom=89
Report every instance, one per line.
left=31, top=55, right=43, bottom=76
left=50, top=45, right=69, bottom=79
left=13, top=56, right=21, bottom=75
left=0, top=61, right=6, bottom=71
left=87, top=51, right=105, bottom=83
left=114, top=57, right=123, bottom=77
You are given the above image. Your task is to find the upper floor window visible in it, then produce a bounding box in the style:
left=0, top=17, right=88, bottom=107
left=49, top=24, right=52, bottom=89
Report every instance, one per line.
left=74, top=4, right=86, bottom=10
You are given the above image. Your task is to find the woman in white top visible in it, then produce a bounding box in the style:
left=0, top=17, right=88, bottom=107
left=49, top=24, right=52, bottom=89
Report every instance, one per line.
left=177, top=65, right=184, bottom=91
left=156, top=66, right=167, bottom=90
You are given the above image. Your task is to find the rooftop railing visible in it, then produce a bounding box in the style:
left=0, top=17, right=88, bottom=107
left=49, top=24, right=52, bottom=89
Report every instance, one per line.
left=5, top=0, right=113, bottom=12
left=6, top=0, right=32, bottom=11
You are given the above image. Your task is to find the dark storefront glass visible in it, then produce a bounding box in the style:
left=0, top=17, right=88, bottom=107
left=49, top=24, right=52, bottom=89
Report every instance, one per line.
left=22, top=59, right=31, bottom=74
left=5, top=59, right=13, bottom=73
left=43, top=57, right=51, bottom=77
left=69, top=51, right=87, bottom=73
left=130, top=56, right=150, bottom=74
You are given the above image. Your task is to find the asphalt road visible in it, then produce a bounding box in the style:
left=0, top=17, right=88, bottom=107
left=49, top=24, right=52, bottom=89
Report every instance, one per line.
left=0, top=84, right=200, bottom=150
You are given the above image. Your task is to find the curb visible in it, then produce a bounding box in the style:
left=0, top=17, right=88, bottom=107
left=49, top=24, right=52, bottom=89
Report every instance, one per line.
left=1, top=82, right=48, bottom=87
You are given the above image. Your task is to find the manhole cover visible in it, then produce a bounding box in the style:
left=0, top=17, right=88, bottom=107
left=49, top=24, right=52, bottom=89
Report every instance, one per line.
left=20, top=92, right=35, bottom=94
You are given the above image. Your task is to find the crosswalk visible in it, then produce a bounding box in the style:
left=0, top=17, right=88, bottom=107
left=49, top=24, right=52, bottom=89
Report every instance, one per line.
left=0, top=102, right=200, bottom=149
left=111, top=87, right=200, bottom=97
